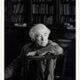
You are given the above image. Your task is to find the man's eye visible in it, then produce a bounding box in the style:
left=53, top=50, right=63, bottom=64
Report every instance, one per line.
left=36, top=36, right=42, bottom=39
left=36, top=35, right=40, bottom=38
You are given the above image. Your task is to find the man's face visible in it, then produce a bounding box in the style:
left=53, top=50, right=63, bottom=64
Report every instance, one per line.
left=35, top=32, right=49, bottom=47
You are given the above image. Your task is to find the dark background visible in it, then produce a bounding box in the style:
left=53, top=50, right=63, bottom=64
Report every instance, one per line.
left=5, top=0, right=75, bottom=80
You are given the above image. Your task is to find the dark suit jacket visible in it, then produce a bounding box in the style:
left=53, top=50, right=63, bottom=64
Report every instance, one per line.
left=5, top=40, right=63, bottom=80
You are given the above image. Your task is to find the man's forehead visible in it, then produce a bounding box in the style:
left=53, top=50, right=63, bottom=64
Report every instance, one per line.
left=36, top=31, right=49, bottom=35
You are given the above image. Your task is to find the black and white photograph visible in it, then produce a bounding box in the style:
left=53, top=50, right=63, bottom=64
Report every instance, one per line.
left=5, top=0, right=76, bottom=80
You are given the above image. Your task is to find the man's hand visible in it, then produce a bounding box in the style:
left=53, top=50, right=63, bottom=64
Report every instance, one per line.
left=26, top=51, right=36, bottom=56
left=38, top=51, right=47, bottom=56
left=5, top=66, right=14, bottom=79
left=37, top=45, right=57, bottom=56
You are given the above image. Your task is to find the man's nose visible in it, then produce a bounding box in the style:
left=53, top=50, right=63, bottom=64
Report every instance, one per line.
left=41, top=37, right=45, bottom=41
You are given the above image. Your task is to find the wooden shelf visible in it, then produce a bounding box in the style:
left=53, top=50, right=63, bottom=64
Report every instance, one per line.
left=61, top=15, right=75, bottom=17
left=61, top=1, right=75, bottom=5
left=32, top=1, right=55, bottom=4
left=32, top=14, right=55, bottom=16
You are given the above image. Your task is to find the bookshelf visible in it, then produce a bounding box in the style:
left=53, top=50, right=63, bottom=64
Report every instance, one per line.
left=59, top=0, right=75, bottom=29
left=31, top=0, right=75, bottom=29
left=5, top=0, right=75, bottom=29
left=11, top=0, right=25, bottom=25
left=5, top=0, right=32, bottom=27
left=31, top=0, right=57, bottom=27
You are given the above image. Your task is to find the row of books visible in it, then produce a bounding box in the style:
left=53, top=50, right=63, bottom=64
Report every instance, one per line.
left=61, top=0, right=75, bottom=3
left=60, top=4, right=75, bottom=15
left=32, top=0, right=53, bottom=2
left=11, top=0, right=23, bottom=3
left=61, top=16, right=75, bottom=24
left=11, top=15, right=24, bottom=23
left=12, top=4, right=24, bottom=14
left=32, top=16, right=54, bottom=25
left=32, top=4, right=54, bottom=14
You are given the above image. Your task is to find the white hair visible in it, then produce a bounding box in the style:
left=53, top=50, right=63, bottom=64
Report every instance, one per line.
left=29, top=24, right=51, bottom=40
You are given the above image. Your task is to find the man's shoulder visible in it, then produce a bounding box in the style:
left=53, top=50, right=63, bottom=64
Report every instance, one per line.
left=23, top=42, right=32, bottom=49
left=48, top=40, right=58, bottom=46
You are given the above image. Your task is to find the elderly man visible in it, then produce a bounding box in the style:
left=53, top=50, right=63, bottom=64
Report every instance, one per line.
left=5, top=24, right=63, bottom=80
